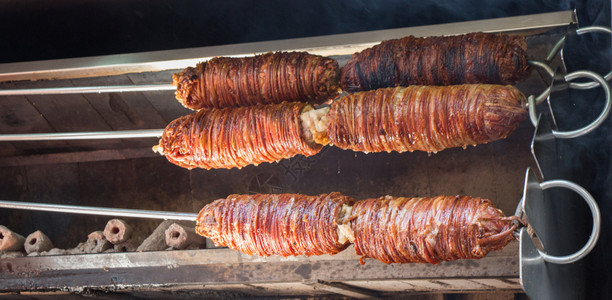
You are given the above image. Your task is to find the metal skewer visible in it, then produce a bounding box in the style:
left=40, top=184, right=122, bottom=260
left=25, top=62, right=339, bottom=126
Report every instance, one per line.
left=0, top=84, right=175, bottom=96
left=0, top=129, right=164, bottom=141
left=0, top=200, right=197, bottom=221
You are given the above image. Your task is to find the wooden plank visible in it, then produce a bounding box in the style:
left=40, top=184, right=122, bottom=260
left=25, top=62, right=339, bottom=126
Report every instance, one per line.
left=126, top=70, right=190, bottom=123
left=18, top=79, right=114, bottom=149
left=400, top=279, right=522, bottom=293
left=72, top=75, right=167, bottom=130
left=72, top=75, right=168, bottom=150
left=434, top=279, right=493, bottom=290
left=469, top=278, right=522, bottom=290
left=341, top=280, right=416, bottom=292
left=19, top=80, right=111, bottom=131
left=0, top=82, right=66, bottom=154
left=457, top=292, right=517, bottom=300
left=127, top=284, right=258, bottom=298
left=0, top=83, right=54, bottom=134
left=406, top=280, right=457, bottom=292
left=247, top=282, right=321, bottom=297
left=395, top=295, right=444, bottom=300
left=305, top=280, right=381, bottom=298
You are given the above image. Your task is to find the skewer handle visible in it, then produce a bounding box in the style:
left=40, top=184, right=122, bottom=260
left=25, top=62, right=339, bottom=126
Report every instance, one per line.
left=0, top=129, right=164, bottom=141
left=0, top=84, right=176, bottom=96
left=0, top=200, right=197, bottom=221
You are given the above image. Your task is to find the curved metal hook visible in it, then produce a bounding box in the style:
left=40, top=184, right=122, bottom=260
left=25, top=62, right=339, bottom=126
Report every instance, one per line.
left=526, top=69, right=611, bottom=138
left=546, top=26, right=612, bottom=90
left=536, top=180, right=601, bottom=264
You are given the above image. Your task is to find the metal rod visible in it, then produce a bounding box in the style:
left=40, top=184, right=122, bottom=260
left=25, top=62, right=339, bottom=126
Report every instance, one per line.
left=0, top=11, right=576, bottom=82
left=0, top=200, right=197, bottom=221
left=0, top=129, right=164, bottom=141
left=0, top=84, right=175, bottom=96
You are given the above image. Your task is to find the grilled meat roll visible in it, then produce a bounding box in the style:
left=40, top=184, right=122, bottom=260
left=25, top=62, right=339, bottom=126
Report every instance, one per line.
left=327, top=84, right=527, bottom=154
left=153, top=102, right=329, bottom=170
left=349, top=195, right=517, bottom=264
left=341, top=32, right=530, bottom=92
left=196, top=193, right=355, bottom=257
left=173, top=52, right=340, bottom=110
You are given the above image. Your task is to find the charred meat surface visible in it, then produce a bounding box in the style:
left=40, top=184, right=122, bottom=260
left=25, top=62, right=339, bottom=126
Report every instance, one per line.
left=341, top=32, right=530, bottom=92
left=327, top=84, right=527, bottom=154
left=195, top=193, right=355, bottom=257
left=173, top=52, right=340, bottom=110
left=350, top=195, right=517, bottom=264
left=153, top=102, right=323, bottom=170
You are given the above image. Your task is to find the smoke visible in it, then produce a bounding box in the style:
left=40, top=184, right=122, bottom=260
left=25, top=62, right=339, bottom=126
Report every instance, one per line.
left=546, top=20, right=612, bottom=298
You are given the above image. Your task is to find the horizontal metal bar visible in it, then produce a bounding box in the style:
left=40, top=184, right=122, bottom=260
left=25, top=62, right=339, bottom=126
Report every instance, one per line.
left=0, top=84, right=175, bottom=96
left=0, top=129, right=164, bottom=141
left=0, top=11, right=576, bottom=82
left=0, top=200, right=197, bottom=221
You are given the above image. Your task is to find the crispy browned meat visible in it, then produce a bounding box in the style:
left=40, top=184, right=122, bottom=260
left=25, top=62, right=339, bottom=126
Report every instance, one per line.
left=341, top=33, right=530, bottom=92
left=327, top=84, right=526, bottom=154
left=153, top=102, right=321, bottom=170
left=173, top=52, right=340, bottom=110
left=196, top=193, right=355, bottom=257
left=350, top=195, right=517, bottom=264
left=194, top=192, right=516, bottom=263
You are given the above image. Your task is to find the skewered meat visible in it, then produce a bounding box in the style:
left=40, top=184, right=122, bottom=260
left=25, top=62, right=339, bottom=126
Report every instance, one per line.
left=152, top=102, right=329, bottom=170
left=173, top=52, right=340, bottom=110
left=195, top=193, right=355, bottom=257
left=349, top=195, right=517, bottom=264
left=341, top=32, right=530, bottom=93
left=194, top=192, right=517, bottom=264
left=327, top=84, right=526, bottom=154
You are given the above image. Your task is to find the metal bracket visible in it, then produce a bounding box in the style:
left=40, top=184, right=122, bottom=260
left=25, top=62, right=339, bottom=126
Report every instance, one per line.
left=530, top=114, right=557, bottom=180
left=527, top=65, right=611, bottom=138
left=546, top=25, right=612, bottom=89
left=519, top=167, right=601, bottom=300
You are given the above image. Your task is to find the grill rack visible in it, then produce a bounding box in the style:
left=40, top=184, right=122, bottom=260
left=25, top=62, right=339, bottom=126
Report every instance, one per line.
left=0, top=10, right=608, bottom=299
left=0, top=11, right=576, bottom=143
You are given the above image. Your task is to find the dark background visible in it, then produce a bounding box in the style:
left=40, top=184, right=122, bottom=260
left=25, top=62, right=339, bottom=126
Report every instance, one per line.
left=0, top=0, right=610, bottom=299
left=0, top=0, right=609, bottom=63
